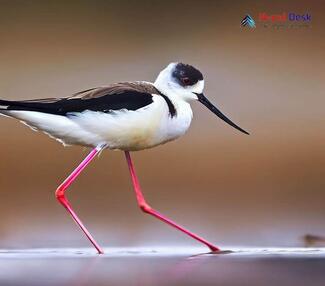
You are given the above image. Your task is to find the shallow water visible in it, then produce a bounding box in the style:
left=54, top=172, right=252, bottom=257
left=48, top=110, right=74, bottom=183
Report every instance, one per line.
left=1, top=247, right=324, bottom=286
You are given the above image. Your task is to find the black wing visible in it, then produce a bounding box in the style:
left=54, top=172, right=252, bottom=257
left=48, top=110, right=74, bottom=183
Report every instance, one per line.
left=0, top=82, right=156, bottom=116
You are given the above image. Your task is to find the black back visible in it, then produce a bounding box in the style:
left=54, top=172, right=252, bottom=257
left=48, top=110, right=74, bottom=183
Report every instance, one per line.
left=1, top=91, right=153, bottom=116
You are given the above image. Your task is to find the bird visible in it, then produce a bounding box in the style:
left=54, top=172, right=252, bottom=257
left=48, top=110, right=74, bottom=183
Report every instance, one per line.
left=0, top=62, right=249, bottom=254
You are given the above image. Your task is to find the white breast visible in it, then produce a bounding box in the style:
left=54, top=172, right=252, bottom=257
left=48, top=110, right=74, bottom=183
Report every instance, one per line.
left=67, top=94, right=193, bottom=150
left=158, top=98, right=193, bottom=145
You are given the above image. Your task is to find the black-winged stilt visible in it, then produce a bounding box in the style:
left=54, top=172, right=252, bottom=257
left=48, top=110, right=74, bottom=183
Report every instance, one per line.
left=0, top=62, right=249, bottom=254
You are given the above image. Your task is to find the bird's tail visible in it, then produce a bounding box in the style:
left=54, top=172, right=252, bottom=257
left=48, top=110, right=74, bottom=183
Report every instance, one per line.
left=0, top=99, right=14, bottom=116
left=0, top=99, right=11, bottom=110
left=0, top=99, right=30, bottom=110
left=0, top=99, right=37, bottom=117
left=0, top=98, right=46, bottom=112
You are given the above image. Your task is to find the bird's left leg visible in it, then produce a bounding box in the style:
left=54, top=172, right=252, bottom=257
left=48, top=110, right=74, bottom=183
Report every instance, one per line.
left=55, top=144, right=106, bottom=254
left=124, top=151, right=220, bottom=252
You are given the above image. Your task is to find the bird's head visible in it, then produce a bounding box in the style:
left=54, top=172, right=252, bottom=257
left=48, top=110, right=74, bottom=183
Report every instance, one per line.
left=154, top=62, right=249, bottom=135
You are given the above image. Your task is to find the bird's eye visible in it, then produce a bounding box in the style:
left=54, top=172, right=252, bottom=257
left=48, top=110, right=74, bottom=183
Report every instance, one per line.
left=181, top=77, right=190, bottom=85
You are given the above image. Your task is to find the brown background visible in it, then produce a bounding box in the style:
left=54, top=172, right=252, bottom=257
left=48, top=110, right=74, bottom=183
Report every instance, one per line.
left=0, top=0, right=324, bottom=249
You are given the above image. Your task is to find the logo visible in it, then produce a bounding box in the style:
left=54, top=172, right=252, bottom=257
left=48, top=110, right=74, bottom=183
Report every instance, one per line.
left=241, top=15, right=256, bottom=28
left=259, top=12, right=311, bottom=28
left=259, top=12, right=311, bottom=22
left=241, top=12, right=312, bottom=29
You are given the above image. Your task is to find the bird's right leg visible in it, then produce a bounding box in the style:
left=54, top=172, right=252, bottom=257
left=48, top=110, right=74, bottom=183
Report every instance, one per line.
left=55, top=144, right=105, bottom=254
left=124, top=151, right=220, bottom=252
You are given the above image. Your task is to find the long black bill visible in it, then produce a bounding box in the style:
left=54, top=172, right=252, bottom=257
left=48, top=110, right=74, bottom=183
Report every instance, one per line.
left=196, top=93, right=249, bottom=135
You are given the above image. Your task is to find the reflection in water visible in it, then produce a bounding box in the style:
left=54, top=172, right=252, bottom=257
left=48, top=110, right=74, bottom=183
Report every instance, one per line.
left=70, top=257, right=101, bottom=286
left=0, top=248, right=324, bottom=286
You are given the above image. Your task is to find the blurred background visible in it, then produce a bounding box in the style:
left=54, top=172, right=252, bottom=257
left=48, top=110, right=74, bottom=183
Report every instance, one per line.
left=0, top=0, right=324, bottom=249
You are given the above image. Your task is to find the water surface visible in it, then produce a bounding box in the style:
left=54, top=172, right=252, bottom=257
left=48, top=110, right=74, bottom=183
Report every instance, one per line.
left=1, top=247, right=324, bottom=286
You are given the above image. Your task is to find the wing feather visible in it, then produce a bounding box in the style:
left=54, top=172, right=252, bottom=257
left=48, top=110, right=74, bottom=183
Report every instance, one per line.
left=1, top=82, right=160, bottom=115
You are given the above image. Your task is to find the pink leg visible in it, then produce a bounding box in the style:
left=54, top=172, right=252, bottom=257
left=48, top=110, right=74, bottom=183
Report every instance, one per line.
left=55, top=145, right=105, bottom=254
left=124, top=151, right=220, bottom=252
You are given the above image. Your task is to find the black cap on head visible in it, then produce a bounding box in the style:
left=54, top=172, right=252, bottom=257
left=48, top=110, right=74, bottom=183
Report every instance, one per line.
left=172, top=63, right=203, bottom=87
